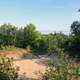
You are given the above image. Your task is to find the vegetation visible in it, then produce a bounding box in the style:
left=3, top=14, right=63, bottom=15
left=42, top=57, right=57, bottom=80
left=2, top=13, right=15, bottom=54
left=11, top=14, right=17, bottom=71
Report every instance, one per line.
left=64, top=21, right=80, bottom=59
left=41, top=55, right=80, bottom=80
left=0, top=21, right=80, bottom=79
left=0, top=23, right=66, bottom=55
left=0, top=53, right=19, bottom=80
left=0, top=21, right=80, bottom=58
left=41, top=21, right=80, bottom=80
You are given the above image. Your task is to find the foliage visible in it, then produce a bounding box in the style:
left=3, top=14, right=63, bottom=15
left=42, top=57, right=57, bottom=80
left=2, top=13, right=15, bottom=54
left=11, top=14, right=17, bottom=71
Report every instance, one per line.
left=33, top=35, right=48, bottom=55
left=24, top=24, right=42, bottom=49
left=0, top=21, right=80, bottom=58
left=41, top=55, right=80, bottom=80
left=0, top=54, right=19, bottom=80
left=0, top=21, right=80, bottom=79
left=0, top=22, right=69, bottom=56
left=15, top=27, right=25, bottom=48
left=0, top=23, right=17, bottom=46
left=47, top=33, right=67, bottom=54
left=64, top=21, right=80, bottom=58
left=71, top=21, right=80, bottom=36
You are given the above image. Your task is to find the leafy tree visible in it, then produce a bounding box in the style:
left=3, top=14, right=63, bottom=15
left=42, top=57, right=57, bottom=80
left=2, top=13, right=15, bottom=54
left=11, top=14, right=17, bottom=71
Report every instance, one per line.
left=24, top=24, right=41, bottom=49
left=0, top=33, right=3, bottom=47
left=64, top=21, right=80, bottom=58
left=35, top=35, right=48, bottom=55
left=47, top=33, right=67, bottom=55
left=0, top=23, right=17, bottom=46
left=15, top=28, right=25, bottom=48
left=71, top=21, right=80, bottom=36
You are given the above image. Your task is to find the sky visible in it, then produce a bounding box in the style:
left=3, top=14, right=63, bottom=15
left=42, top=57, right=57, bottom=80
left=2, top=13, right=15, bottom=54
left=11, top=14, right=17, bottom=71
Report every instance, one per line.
left=0, top=0, right=80, bottom=34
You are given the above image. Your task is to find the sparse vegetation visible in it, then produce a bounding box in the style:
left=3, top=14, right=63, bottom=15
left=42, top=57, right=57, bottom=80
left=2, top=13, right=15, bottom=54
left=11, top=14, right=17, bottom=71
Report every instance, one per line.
left=0, top=53, right=19, bottom=80
left=41, top=55, right=80, bottom=80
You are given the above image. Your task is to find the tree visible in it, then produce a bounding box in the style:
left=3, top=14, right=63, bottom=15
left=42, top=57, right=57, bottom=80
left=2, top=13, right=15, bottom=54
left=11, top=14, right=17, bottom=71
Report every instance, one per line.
left=35, top=35, right=48, bottom=55
left=71, top=21, right=80, bottom=36
left=0, top=23, right=17, bottom=46
left=24, top=24, right=41, bottom=49
left=64, top=21, right=80, bottom=58
left=15, top=28, right=25, bottom=48
left=47, top=33, right=67, bottom=55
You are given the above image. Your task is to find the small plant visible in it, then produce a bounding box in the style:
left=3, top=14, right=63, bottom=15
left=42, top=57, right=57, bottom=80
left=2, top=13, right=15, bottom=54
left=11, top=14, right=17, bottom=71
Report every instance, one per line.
left=0, top=53, right=20, bottom=80
left=41, top=55, right=80, bottom=80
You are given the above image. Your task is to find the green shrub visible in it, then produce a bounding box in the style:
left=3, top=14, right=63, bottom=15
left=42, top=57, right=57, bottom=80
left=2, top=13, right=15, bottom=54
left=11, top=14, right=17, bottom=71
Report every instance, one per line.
left=41, top=56, right=80, bottom=80
left=0, top=54, right=19, bottom=80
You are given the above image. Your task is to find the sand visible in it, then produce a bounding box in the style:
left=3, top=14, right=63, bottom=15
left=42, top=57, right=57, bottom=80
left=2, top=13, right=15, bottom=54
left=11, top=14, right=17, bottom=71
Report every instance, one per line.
left=14, top=59, right=47, bottom=79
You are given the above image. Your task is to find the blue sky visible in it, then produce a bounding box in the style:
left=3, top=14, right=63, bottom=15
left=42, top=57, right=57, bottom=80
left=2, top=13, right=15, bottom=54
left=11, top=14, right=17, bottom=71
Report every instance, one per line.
left=0, top=0, right=80, bottom=33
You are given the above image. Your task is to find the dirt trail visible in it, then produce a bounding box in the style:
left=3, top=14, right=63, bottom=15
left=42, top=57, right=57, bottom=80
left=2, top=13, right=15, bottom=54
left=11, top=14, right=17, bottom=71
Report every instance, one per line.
left=1, top=48, right=47, bottom=79
left=14, top=59, right=47, bottom=79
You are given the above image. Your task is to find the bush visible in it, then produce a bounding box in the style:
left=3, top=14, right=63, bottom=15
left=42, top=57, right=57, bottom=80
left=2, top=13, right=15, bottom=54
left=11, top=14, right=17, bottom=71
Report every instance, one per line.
left=41, top=55, right=80, bottom=80
left=0, top=53, right=19, bottom=80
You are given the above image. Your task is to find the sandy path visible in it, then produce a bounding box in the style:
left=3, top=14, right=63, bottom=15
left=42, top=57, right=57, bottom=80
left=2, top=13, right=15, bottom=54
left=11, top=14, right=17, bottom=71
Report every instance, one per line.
left=14, top=59, right=47, bottom=79
left=1, top=48, right=47, bottom=79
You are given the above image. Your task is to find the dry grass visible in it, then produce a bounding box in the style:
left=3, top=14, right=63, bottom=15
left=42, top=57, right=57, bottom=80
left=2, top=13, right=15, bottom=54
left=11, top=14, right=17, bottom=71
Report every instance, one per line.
left=0, top=47, right=27, bottom=59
